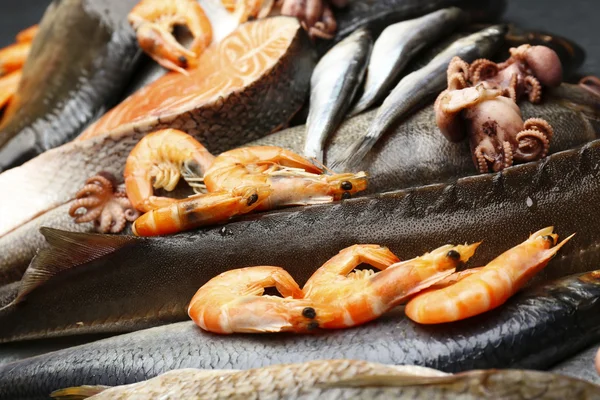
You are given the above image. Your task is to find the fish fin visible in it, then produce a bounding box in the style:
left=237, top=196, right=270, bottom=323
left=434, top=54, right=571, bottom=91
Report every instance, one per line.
left=328, top=134, right=376, bottom=172
left=2, top=228, right=138, bottom=308
left=50, top=385, right=111, bottom=399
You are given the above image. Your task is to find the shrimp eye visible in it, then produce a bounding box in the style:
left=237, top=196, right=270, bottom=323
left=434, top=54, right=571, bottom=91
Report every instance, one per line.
left=178, top=55, right=188, bottom=66
left=341, top=181, right=353, bottom=191
left=247, top=193, right=259, bottom=206
left=307, top=321, right=319, bottom=330
left=302, top=307, right=316, bottom=319
left=446, top=249, right=461, bottom=260
left=542, top=235, right=555, bottom=246
left=341, top=192, right=351, bottom=200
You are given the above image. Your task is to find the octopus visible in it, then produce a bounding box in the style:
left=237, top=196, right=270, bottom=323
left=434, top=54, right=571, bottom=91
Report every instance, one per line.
left=435, top=45, right=563, bottom=174
left=278, top=0, right=348, bottom=39
left=69, top=172, right=140, bottom=234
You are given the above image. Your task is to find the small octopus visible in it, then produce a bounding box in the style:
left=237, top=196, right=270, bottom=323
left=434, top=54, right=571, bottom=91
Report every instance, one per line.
left=69, top=172, right=140, bottom=234
left=435, top=45, right=562, bottom=174
left=278, top=0, right=348, bottom=39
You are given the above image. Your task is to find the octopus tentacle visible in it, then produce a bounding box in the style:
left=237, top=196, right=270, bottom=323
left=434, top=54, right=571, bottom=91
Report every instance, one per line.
left=503, top=141, right=513, bottom=170
left=524, top=118, right=554, bottom=142
left=524, top=75, right=542, bottom=103
left=474, top=145, right=489, bottom=174
left=69, top=172, right=140, bottom=234
left=447, top=57, right=470, bottom=90
left=469, top=59, right=498, bottom=83
left=503, top=73, right=518, bottom=103
left=515, top=129, right=550, bottom=162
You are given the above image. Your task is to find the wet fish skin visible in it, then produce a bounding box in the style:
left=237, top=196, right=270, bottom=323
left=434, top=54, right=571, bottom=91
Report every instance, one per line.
left=351, top=7, right=466, bottom=116
left=254, top=84, right=600, bottom=194
left=551, top=345, right=600, bottom=385
left=0, top=0, right=141, bottom=172
left=330, top=25, right=506, bottom=171
left=304, top=27, right=372, bottom=162
left=50, top=360, right=600, bottom=400
left=2, top=271, right=600, bottom=399
left=3, top=120, right=600, bottom=342
left=319, top=0, right=507, bottom=54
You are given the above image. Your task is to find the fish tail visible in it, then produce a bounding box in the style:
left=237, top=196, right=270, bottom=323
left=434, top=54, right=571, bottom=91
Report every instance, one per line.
left=50, top=385, right=111, bottom=399
left=329, top=131, right=378, bottom=172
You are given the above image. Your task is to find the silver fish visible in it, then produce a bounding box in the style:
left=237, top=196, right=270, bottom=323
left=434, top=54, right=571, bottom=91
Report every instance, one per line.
left=351, top=7, right=466, bottom=116
left=330, top=24, right=506, bottom=171
left=304, top=27, right=372, bottom=162
left=50, top=360, right=600, bottom=400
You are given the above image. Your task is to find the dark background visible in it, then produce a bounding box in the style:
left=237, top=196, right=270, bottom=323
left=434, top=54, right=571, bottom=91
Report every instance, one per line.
left=0, top=0, right=597, bottom=76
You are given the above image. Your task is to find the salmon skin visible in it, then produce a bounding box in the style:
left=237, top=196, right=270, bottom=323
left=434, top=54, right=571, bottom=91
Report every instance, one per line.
left=0, top=0, right=141, bottom=171
left=1, top=270, right=599, bottom=399
left=4, top=129, right=600, bottom=342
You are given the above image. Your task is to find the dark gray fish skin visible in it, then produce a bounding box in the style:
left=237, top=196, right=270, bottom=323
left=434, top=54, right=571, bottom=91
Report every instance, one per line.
left=351, top=8, right=466, bottom=116
left=318, top=0, right=507, bottom=54
left=304, top=27, right=372, bottom=162
left=1, top=271, right=599, bottom=399
left=551, top=345, right=600, bottom=385
left=3, top=118, right=600, bottom=342
left=0, top=0, right=141, bottom=172
left=330, top=25, right=506, bottom=171
left=255, top=84, right=600, bottom=194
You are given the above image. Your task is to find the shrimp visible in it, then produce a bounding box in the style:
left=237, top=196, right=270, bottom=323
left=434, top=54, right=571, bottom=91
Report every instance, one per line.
left=15, top=24, right=39, bottom=43
left=302, top=243, right=480, bottom=329
left=128, top=0, right=213, bottom=74
left=405, top=227, right=574, bottom=324
left=132, top=186, right=271, bottom=236
left=204, top=146, right=368, bottom=211
left=0, top=41, right=32, bottom=76
left=0, top=70, right=21, bottom=112
left=124, top=129, right=216, bottom=213
left=188, top=266, right=323, bottom=334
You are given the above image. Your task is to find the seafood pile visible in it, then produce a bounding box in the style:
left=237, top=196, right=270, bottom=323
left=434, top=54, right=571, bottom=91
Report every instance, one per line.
left=1, top=0, right=600, bottom=398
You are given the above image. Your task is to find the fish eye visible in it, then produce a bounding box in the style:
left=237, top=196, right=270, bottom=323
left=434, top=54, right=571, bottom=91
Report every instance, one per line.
left=446, top=249, right=461, bottom=260
left=341, top=181, right=353, bottom=191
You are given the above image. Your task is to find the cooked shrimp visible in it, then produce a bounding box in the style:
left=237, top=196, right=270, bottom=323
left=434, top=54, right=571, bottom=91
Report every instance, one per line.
left=132, top=186, right=271, bottom=236
left=204, top=146, right=368, bottom=210
left=302, top=243, right=480, bottom=329
left=128, top=0, right=213, bottom=74
left=405, top=227, right=574, bottom=324
left=231, top=0, right=275, bottom=22
left=124, top=129, right=216, bottom=213
left=0, top=70, right=21, bottom=112
left=0, top=41, right=31, bottom=76
left=15, top=24, right=39, bottom=43
left=188, top=266, right=323, bottom=334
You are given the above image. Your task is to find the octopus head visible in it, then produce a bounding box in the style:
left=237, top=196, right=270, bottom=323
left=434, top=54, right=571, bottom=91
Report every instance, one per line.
left=520, top=45, right=563, bottom=87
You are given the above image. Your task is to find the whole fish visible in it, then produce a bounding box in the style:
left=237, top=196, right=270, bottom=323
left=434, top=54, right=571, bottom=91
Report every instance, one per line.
left=4, top=125, right=600, bottom=341
left=0, top=0, right=142, bottom=171
left=351, top=7, right=466, bottom=116
left=49, top=360, right=600, bottom=400
left=254, top=84, right=600, bottom=193
left=2, top=270, right=599, bottom=399
left=317, top=0, right=507, bottom=53
left=0, top=16, right=314, bottom=239
left=304, top=27, right=372, bottom=162
left=330, top=24, right=506, bottom=171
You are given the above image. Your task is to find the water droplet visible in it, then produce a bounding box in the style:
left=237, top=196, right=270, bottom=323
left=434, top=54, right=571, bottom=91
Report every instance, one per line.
left=526, top=197, right=533, bottom=208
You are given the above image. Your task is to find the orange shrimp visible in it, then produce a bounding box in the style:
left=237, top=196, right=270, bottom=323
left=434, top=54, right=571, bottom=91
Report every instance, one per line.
left=188, top=266, right=322, bottom=334
left=204, top=146, right=368, bottom=210
left=0, top=70, right=21, bottom=111
left=132, top=186, right=271, bottom=236
left=128, top=0, right=213, bottom=74
left=15, top=24, right=39, bottom=43
left=405, top=227, right=574, bottom=324
left=124, top=129, right=216, bottom=213
left=0, top=41, right=32, bottom=76
left=302, top=243, right=480, bottom=329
